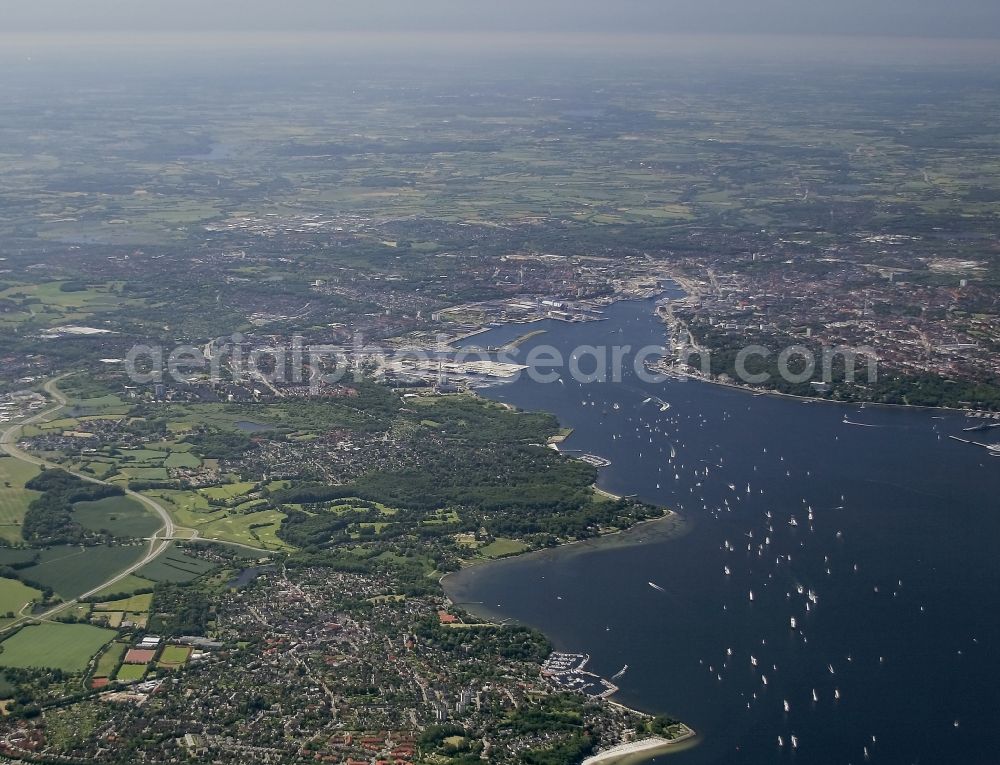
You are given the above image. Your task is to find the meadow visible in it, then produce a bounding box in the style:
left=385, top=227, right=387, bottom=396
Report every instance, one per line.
left=93, top=642, right=127, bottom=678
left=73, top=495, right=161, bottom=539
left=0, top=578, right=42, bottom=618
left=93, top=592, right=153, bottom=612
left=89, top=575, right=156, bottom=599
left=0, top=623, right=116, bottom=673
left=0, top=457, right=40, bottom=544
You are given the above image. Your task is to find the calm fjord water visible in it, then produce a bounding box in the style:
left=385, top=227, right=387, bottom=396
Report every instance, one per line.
left=444, top=292, right=1000, bottom=764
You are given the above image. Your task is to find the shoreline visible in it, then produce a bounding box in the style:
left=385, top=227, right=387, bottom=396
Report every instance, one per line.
left=591, top=483, right=627, bottom=501
left=656, top=272, right=997, bottom=415
left=441, top=508, right=695, bottom=762
left=661, top=365, right=993, bottom=415
left=448, top=275, right=993, bottom=416
left=581, top=731, right=700, bottom=765
left=441, top=507, right=686, bottom=582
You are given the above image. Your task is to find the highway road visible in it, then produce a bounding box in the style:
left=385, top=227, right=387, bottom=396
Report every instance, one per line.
left=0, top=377, right=183, bottom=630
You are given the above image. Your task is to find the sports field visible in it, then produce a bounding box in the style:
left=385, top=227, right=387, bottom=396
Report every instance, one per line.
left=157, top=644, right=191, bottom=669
left=114, top=663, right=147, bottom=682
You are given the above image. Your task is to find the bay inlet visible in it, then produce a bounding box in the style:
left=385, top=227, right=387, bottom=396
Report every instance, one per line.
left=444, top=291, right=1000, bottom=764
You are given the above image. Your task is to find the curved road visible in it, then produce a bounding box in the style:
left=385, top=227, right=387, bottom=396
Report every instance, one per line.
left=0, top=377, right=185, bottom=630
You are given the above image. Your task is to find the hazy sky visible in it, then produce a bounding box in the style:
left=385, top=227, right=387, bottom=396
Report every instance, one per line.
left=4, top=0, right=1000, bottom=39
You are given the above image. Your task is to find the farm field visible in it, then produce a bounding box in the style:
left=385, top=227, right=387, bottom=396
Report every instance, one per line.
left=0, top=457, right=41, bottom=543
left=17, top=544, right=148, bottom=599
left=93, top=593, right=153, bottom=612
left=0, top=549, right=37, bottom=567
left=0, top=578, right=42, bottom=618
left=73, top=495, right=161, bottom=539
left=0, top=623, right=116, bottom=673
left=93, top=642, right=126, bottom=678
left=137, top=547, right=217, bottom=583
left=89, top=575, right=156, bottom=599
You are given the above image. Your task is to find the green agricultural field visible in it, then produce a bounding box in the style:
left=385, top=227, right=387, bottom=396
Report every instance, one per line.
left=138, top=547, right=216, bottom=583
left=147, top=489, right=214, bottom=517
left=89, top=575, right=156, bottom=599
left=28, top=417, right=81, bottom=433
left=0, top=623, right=116, bottom=673
left=93, top=642, right=127, bottom=678
left=73, top=495, right=161, bottom=538
left=17, top=544, right=148, bottom=599
left=0, top=577, right=42, bottom=617
left=67, top=395, right=130, bottom=417
left=0, top=457, right=41, bottom=543
left=93, top=593, right=153, bottom=613
left=163, top=451, right=201, bottom=469
left=0, top=549, right=37, bottom=567
left=116, top=449, right=169, bottom=463
left=478, top=538, right=530, bottom=558
left=118, top=467, right=170, bottom=481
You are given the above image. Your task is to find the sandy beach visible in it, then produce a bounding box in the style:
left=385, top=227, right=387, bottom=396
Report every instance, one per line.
left=581, top=730, right=698, bottom=765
